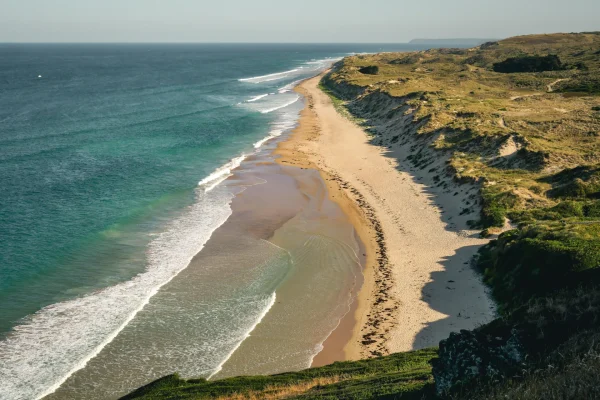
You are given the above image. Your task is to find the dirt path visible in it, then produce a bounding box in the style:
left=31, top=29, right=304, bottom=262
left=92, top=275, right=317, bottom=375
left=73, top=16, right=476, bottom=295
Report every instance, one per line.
left=547, top=78, right=569, bottom=92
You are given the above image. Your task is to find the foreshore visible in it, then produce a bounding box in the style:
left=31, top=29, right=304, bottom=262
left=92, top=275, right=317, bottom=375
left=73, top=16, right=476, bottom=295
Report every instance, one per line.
left=277, top=73, right=496, bottom=362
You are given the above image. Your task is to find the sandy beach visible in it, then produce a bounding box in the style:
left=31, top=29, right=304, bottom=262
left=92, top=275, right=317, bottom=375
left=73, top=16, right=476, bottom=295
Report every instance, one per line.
left=277, top=74, right=496, bottom=362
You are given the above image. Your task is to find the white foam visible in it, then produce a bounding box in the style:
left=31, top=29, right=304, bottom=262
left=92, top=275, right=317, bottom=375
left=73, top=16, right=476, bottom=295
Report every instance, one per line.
left=304, top=57, right=342, bottom=66
left=198, top=155, right=247, bottom=192
left=0, top=187, right=234, bottom=400
left=253, top=111, right=299, bottom=149
left=238, top=69, right=300, bottom=84
left=203, top=98, right=300, bottom=174
left=239, top=57, right=341, bottom=88
left=278, top=79, right=303, bottom=94
left=207, top=292, right=276, bottom=380
left=0, top=57, right=325, bottom=399
left=259, top=95, right=299, bottom=114
left=252, top=129, right=283, bottom=149
left=253, top=136, right=272, bottom=149
left=246, top=94, right=269, bottom=103
left=305, top=239, right=363, bottom=369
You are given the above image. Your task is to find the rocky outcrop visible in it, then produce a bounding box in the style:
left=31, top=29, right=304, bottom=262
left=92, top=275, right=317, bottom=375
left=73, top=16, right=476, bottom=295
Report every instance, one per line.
left=431, top=285, right=600, bottom=396
left=431, top=321, right=525, bottom=396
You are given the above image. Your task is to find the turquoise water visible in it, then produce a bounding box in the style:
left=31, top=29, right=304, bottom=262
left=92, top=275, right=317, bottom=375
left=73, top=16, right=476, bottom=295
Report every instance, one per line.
left=0, top=43, right=425, bottom=399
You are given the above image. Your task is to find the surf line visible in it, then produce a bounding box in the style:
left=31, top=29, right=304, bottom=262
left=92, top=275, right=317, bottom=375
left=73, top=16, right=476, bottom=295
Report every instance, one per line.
left=34, top=214, right=231, bottom=400
left=247, top=94, right=269, bottom=102
left=207, top=292, right=277, bottom=380
left=260, top=96, right=300, bottom=114
left=238, top=68, right=300, bottom=83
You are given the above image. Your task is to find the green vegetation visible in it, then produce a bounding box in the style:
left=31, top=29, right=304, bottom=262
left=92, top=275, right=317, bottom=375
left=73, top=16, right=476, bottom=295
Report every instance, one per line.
left=324, top=32, right=600, bottom=236
left=358, top=65, right=380, bottom=75
left=124, top=33, right=600, bottom=400
left=317, top=82, right=345, bottom=110
left=122, top=348, right=437, bottom=399
left=492, top=54, right=564, bottom=73
left=317, top=82, right=363, bottom=123
left=453, top=293, right=600, bottom=399
left=322, top=33, right=600, bottom=314
left=477, top=223, right=600, bottom=313
left=321, top=31, right=600, bottom=399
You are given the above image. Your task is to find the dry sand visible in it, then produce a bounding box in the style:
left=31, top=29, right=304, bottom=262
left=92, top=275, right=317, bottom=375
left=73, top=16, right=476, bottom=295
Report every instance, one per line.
left=276, top=74, right=496, bottom=361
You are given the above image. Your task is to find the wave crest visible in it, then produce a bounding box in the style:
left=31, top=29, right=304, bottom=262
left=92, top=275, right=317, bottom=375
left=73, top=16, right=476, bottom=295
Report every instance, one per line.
left=238, top=69, right=300, bottom=84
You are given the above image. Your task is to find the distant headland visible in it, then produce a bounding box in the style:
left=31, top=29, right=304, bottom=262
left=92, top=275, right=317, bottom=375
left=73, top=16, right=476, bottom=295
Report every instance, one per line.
left=409, top=38, right=498, bottom=46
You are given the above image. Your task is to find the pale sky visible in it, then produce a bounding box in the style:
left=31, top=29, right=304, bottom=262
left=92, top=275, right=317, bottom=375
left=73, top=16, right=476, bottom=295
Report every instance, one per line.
left=1, top=0, right=599, bottom=43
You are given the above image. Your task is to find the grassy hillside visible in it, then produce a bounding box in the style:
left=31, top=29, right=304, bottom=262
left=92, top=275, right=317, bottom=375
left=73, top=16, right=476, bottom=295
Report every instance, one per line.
left=323, top=32, right=600, bottom=314
left=326, top=33, right=600, bottom=230
left=123, top=33, right=600, bottom=400
left=321, top=31, right=600, bottom=399
left=122, top=349, right=437, bottom=399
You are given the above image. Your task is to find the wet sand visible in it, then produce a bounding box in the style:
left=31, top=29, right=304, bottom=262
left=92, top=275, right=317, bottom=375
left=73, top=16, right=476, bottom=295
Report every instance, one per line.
left=47, top=124, right=364, bottom=399
left=274, top=92, right=377, bottom=364
left=211, top=160, right=363, bottom=379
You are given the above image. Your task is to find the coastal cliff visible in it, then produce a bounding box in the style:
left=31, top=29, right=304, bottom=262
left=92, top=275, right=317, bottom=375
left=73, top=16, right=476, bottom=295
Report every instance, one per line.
left=123, top=32, right=600, bottom=399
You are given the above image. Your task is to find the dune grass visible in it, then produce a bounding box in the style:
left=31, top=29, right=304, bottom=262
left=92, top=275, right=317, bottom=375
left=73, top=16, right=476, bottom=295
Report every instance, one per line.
left=328, top=33, right=600, bottom=229
left=323, top=32, right=600, bottom=316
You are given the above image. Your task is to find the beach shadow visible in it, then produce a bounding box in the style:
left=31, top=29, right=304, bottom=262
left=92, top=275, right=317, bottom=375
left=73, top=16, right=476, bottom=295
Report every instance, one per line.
left=344, top=93, right=483, bottom=236
left=370, top=134, right=497, bottom=346
left=413, top=244, right=495, bottom=348
left=341, top=91, right=497, bottom=347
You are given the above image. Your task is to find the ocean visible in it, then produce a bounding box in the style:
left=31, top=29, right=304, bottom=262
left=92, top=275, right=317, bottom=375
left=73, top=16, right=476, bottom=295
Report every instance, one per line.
left=0, top=43, right=426, bottom=399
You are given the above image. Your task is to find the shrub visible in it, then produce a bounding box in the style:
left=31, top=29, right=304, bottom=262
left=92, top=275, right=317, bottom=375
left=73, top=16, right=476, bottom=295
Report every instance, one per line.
left=480, top=188, right=520, bottom=228
left=455, top=309, right=600, bottom=400
left=549, top=201, right=584, bottom=218
left=391, top=55, right=421, bottom=65
left=358, top=65, right=379, bottom=75
left=584, top=201, right=600, bottom=217
left=543, top=166, right=600, bottom=199
left=477, top=226, right=600, bottom=313
left=493, top=55, right=563, bottom=73
left=480, top=41, right=499, bottom=49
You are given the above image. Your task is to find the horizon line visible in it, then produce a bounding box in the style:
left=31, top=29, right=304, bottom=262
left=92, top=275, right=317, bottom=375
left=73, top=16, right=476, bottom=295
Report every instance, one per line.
left=0, top=39, right=498, bottom=45
left=0, top=42, right=414, bottom=45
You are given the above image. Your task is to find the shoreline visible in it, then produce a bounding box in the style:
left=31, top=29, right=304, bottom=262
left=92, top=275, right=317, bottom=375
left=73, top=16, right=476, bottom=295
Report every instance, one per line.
left=36, top=64, right=498, bottom=398
left=47, top=138, right=364, bottom=398
left=275, top=77, right=382, bottom=362
left=277, top=73, right=496, bottom=362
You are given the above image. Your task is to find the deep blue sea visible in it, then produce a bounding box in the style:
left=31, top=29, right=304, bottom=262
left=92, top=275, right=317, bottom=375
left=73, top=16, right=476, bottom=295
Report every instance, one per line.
left=0, top=43, right=431, bottom=399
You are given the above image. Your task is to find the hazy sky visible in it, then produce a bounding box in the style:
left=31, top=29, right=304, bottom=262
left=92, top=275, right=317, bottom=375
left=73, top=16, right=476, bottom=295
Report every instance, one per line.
left=2, top=0, right=599, bottom=43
